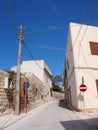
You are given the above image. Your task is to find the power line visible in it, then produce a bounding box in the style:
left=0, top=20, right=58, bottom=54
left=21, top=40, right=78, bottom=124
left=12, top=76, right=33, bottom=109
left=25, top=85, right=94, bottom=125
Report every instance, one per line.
left=7, top=0, right=17, bottom=36
left=82, top=0, right=92, bottom=22
left=75, top=0, right=98, bottom=81
left=76, top=0, right=98, bottom=67
left=88, top=0, right=98, bottom=20
left=68, top=0, right=93, bottom=83
left=23, top=42, right=65, bottom=51
left=76, top=0, right=98, bottom=48
left=24, top=19, right=98, bottom=41
left=24, top=25, right=68, bottom=35
left=23, top=43, right=43, bottom=70
left=72, top=0, right=92, bottom=48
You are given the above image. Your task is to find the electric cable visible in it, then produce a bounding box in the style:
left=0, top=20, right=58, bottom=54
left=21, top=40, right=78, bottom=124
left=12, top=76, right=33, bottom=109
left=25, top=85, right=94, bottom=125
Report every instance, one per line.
left=7, top=0, right=17, bottom=37
left=88, top=0, right=98, bottom=21
left=72, top=0, right=92, bottom=48
left=23, top=43, right=43, bottom=70
left=23, top=41, right=65, bottom=51
left=67, top=0, right=93, bottom=82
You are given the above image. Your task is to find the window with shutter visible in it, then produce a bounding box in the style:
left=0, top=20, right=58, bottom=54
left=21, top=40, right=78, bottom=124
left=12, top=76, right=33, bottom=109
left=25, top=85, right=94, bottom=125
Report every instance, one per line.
left=96, top=80, right=98, bottom=94
left=90, top=42, right=98, bottom=55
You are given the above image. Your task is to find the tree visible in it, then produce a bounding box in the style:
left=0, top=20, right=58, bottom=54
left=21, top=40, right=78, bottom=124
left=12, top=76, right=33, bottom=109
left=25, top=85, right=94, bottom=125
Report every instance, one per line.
left=52, top=74, right=64, bottom=92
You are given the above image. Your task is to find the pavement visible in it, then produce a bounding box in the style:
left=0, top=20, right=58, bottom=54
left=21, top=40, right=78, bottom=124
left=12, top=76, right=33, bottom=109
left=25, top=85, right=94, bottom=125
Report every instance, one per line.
left=0, top=101, right=53, bottom=130
left=0, top=101, right=98, bottom=130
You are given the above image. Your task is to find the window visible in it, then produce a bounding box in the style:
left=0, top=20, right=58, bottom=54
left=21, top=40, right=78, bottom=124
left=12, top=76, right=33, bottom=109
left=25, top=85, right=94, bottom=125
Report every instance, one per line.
left=36, top=88, right=38, bottom=96
left=96, top=80, right=98, bottom=94
left=90, top=41, right=98, bottom=55
left=4, top=77, right=12, bottom=88
left=67, top=59, right=69, bottom=70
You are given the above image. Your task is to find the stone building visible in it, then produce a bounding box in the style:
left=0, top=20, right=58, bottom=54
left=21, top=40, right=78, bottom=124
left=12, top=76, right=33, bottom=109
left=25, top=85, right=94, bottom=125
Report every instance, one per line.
left=0, top=70, right=13, bottom=113
left=11, top=60, right=52, bottom=112
left=20, top=72, right=52, bottom=112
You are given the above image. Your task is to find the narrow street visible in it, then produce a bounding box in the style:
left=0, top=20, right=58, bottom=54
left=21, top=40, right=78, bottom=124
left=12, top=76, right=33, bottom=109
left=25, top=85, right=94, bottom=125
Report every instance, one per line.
left=3, top=100, right=98, bottom=130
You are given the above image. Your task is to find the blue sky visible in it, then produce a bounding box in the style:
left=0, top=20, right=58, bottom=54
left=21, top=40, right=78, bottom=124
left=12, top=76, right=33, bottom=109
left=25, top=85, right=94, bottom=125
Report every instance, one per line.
left=0, top=0, right=98, bottom=76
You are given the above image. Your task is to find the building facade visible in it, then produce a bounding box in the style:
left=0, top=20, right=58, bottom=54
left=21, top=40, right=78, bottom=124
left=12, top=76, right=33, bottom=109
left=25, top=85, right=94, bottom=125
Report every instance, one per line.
left=64, top=22, right=98, bottom=112
left=11, top=60, right=52, bottom=106
left=11, top=60, right=52, bottom=88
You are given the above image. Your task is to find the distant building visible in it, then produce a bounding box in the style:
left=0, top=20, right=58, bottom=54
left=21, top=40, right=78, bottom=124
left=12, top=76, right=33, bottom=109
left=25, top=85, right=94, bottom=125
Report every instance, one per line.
left=11, top=60, right=52, bottom=112
left=64, top=22, right=98, bottom=112
left=11, top=60, right=52, bottom=88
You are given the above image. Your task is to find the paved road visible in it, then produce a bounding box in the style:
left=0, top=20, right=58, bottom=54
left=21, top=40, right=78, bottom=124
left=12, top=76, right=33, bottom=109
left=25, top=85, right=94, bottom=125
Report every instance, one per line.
left=3, top=100, right=98, bottom=130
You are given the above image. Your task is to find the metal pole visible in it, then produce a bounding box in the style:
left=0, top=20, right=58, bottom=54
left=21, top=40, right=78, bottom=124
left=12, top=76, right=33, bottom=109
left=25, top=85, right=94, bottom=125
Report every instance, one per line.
left=82, top=76, right=84, bottom=84
left=24, top=88, right=27, bottom=113
left=15, top=25, right=23, bottom=115
left=82, top=76, right=85, bottom=112
left=83, top=92, right=85, bottom=113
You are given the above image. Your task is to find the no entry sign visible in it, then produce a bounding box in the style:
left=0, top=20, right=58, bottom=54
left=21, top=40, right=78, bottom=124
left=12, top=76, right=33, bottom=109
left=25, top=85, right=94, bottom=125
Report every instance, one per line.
left=80, top=84, right=87, bottom=92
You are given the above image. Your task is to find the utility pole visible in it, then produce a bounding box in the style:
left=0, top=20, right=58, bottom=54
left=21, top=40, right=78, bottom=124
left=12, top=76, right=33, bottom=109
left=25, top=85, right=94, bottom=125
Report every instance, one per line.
left=15, top=25, right=23, bottom=115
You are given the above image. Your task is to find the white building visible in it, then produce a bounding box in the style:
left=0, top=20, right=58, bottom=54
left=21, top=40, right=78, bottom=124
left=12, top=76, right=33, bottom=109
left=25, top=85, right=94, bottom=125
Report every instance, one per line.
left=11, top=60, right=52, bottom=89
left=64, top=22, right=98, bottom=112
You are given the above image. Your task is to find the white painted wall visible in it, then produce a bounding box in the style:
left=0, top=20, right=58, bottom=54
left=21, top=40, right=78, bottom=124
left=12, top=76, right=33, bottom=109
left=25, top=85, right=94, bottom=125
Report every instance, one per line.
left=11, top=60, right=52, bottom=89
left=21, top=60, right=44, bottom=82
left=66, top=22, right=98, bottom=110
left=66, top=26, right=78, bottom=108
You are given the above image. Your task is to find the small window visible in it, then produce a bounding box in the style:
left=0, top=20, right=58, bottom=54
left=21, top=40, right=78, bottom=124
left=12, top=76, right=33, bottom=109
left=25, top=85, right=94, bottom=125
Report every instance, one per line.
left=36, top=88, right=38, bottom=95
left=4, top=77, right=12, bottom=88
left=96, top=80, right=98, bottom=94
left=90, top=41, right=98, bottom=55
left=67, top=59, right=69, bottom=70
left=41, top=95, right=43, bottom=100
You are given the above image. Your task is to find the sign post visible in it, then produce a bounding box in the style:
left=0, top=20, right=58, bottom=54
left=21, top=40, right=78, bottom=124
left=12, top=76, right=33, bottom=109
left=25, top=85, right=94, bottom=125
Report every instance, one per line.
left=79, top=82, right=87, bottom=112
left=23, top=82, right=30, bottom=113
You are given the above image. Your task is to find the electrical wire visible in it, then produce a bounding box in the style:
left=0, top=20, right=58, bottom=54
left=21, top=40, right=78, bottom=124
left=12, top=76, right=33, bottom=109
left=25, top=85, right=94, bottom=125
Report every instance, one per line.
left=23, top=42, right=65, bottom=51
left=25, top=25, right=68, bottom=34
left=88, top=0, right=98, bottom=21
left=82, top=0, right=92, bottom=22
left=24, top=20, right=98, bottom=37
left=23, top=43, right=43, bottom=70
left=74, top=0, right=96, bottom=84
left=76, top=0, right=98, bottom=79
left=24, top=19, right=98, bottom=36
left=72, top=0, right=92, bottom=48
left=67, top=0, right=93, bottom=82
left=7, top=0, right=17, bottom=36
left=80, top=47, right=97, bottom=78
left=92, top=1, right=98, bottom=17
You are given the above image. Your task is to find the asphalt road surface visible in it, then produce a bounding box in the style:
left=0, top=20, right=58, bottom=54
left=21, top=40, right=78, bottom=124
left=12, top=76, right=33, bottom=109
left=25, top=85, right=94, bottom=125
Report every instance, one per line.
left=4, top=100, right=98, bottom=130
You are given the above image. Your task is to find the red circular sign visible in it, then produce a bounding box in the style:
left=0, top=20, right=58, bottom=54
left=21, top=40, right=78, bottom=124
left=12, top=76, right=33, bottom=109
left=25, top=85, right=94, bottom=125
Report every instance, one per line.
left=80, top=84, right=87, bottom=92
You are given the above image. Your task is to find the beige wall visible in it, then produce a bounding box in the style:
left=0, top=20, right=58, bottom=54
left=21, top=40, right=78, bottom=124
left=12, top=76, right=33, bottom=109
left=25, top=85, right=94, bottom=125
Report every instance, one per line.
left=66, top=23, right=98, bottom=111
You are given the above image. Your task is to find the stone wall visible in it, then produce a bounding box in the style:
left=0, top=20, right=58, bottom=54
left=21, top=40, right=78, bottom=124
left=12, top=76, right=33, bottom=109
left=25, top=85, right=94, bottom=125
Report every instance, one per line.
left=0, top=71, right=13, bottom=113
left=0, top=71, right=52, bottom=114
left=14, top=73, right=52, bottom=113
left=24, top=72, right=52, bottom=112
left=52, top=91, right=64, bottom=100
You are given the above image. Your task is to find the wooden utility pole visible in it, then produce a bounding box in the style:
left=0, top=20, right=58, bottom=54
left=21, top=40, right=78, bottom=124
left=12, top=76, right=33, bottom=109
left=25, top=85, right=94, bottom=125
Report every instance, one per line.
left=15, top=25, right=23, bottom=115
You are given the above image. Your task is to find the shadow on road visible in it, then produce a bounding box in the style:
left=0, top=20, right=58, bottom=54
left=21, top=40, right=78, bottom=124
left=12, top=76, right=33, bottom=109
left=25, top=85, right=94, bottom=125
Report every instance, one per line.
left=58, top=99, right=67, bottom=108
left=58, top=99, right=73, bottom=111
left=60, top=118, right=98, bottom=130
left=59, top=100, right=98, bottom=130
